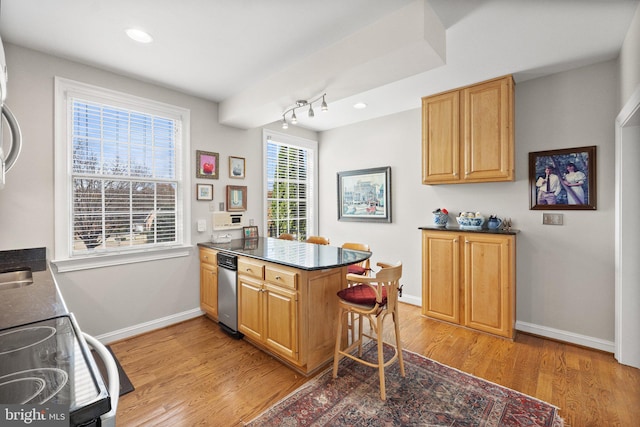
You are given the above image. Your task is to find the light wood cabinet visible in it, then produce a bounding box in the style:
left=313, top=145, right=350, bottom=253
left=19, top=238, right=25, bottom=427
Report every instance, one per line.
left=237, top=256, right=347, bottom=375
left=199, top=248, right=218, bottom=321
left=421, top=230, right=515, bottom=339
left=238, top=264, right=298, bottom=363
left=422, top=75, right=514, bottom=184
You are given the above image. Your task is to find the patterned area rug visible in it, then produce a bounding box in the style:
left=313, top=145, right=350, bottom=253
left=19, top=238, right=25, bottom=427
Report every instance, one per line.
left=247, top=343, right=563, bottom=426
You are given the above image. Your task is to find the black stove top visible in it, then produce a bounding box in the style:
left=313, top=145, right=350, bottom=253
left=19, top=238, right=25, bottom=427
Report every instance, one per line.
left=0, top=314, right=110, bottom=426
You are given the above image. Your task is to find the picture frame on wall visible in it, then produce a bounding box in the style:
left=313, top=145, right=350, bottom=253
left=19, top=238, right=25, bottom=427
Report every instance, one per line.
left=229, top=156, right=246, bottom=179
left=529, top=145, right=596, bottom=210
left=196, top=150, right=219, bottom=179
left=226, top=185, right=247, bottom=212
left=337, top=166, right=391, bottom=223
left=196, top=184, right=213, bottom=201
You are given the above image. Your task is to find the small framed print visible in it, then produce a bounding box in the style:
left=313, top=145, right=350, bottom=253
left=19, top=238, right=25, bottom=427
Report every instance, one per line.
left=229, top=156, right=246, bottom=179
left=243, top=225, right=258, bottom=239
left=196, top=150, right=219, bottom=179
left=196, top=184, right=213, bottom=201
left=227, top=185, right=247, bottom=212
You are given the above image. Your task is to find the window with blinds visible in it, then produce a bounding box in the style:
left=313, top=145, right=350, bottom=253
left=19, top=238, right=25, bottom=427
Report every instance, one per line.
left=264, top=132, right=317, bottom=240
left=70, top=99, right=179, bottom=254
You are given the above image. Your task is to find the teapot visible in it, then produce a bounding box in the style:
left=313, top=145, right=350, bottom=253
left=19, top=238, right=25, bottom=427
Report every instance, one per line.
left=487, top=216, right=502, bottom=230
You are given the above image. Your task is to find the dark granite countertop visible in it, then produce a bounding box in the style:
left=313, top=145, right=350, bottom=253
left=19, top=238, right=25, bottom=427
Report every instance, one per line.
left=419, top=225, right=519, bottom=235
left=0, top=248, right=68, bottom=330
left=198, top=237, right=371, bottom=271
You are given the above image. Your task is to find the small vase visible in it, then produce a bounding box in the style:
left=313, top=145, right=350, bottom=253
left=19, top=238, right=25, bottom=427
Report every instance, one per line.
left=433, top=212, right=449, bottom=227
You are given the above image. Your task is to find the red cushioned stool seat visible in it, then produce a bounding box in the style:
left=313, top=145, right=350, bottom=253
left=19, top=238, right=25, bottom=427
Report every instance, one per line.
left=337, top=284, right=387, bottom=307
left=347, top=264, right=368, bottom=275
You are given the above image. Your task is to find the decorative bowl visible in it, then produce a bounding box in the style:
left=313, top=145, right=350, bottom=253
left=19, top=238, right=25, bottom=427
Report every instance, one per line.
left=433, top=212, right=449, bottom=227
left=456, top=216, right=485, bottom=230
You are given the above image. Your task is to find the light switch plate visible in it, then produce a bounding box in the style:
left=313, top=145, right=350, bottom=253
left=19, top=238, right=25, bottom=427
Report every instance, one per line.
left=542, top=213, right=563, bottom=225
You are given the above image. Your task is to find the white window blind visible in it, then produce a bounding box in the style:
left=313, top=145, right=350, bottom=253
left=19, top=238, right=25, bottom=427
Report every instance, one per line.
left=263, top=131, right=317, bottom=240
left=71, top=99, right=179, bottom=254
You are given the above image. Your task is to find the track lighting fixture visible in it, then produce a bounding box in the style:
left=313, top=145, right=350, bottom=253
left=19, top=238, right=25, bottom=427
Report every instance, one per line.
left=281, top=93, right=328, bottom=129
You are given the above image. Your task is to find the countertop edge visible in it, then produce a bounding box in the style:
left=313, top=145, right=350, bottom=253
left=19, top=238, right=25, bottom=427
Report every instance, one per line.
left=197, top=240, right=371, bottom=271
left=418, top=226, right=519, bottom=235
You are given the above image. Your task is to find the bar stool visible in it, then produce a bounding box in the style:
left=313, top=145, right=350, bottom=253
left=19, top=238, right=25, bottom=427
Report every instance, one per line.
left=341, top=242, right=371, bottom=275
left=341, top=242, right=371, bottom=342
left=332, top=261, right=404, bottom=400
left=305, top=235, right=330, bottom=245
left=277, top=233, right=296, bottom=240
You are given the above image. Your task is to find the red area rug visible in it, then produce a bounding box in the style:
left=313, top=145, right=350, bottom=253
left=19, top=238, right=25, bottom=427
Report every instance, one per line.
left=247, top=343, right=563, bottom=426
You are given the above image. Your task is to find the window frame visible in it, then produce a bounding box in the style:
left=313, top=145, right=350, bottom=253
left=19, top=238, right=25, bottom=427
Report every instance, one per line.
left=53, top=77, right=191, bottom=272
left=262, top=129, right=318, bottom=240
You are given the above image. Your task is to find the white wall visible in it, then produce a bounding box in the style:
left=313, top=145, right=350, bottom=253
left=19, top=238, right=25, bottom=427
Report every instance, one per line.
left=620, top=2, right=640, bottom=108
left=319, top=59, right=618, bottom=350
left=0, top=44, right=265, bottom=339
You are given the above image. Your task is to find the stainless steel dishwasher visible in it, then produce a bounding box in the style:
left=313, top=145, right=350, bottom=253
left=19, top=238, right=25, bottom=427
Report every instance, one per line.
left=217, top=252, right=243, bottom=338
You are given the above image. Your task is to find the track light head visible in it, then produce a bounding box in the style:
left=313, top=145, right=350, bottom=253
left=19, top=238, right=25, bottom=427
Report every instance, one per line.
left=282, top=93, right=327, bottom=127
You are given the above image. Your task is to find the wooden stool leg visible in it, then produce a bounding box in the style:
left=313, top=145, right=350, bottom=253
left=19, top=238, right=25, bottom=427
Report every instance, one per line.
left=333, top=307, right=345, bottom=378
left=393, top=309, right=405, bottom=377
left=376, top=315, right=386, bottom=400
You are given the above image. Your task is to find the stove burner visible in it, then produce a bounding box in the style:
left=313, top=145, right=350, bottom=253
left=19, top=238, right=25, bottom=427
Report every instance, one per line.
left=0, top=377, right=46, bottom=404
left=0, top=368, right=68, bottom=404
left=0, top=326, right=56, bottom=355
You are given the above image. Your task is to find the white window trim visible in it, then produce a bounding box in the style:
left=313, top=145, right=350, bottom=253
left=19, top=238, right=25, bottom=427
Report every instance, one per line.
left=52, top=77, right=192, bottom=272
left=262, top=129, right=318, bottom=238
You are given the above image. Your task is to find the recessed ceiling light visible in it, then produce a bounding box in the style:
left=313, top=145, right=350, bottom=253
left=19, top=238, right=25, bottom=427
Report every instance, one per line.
left=126, top=28, right=153, bottom=44
left=353, top=102, right=367, bottom=109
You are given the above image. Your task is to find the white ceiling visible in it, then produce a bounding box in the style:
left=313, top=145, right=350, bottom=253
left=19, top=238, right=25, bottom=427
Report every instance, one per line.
left=0, top=0, right=638, bottom=131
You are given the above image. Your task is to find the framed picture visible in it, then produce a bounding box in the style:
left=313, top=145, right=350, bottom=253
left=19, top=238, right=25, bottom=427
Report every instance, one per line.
left=196, top=184, right=213, bottom=201
left=337, top=166, right=391, bottom=223
left=196, top=150, right=219, bottom=179
left=243, top=225, right=259, bottom=239
left=226, top=185, right=247, bottom=212
left=229, top=156, right=246, bottom=179
left=529, top=145, right=596, bottom=210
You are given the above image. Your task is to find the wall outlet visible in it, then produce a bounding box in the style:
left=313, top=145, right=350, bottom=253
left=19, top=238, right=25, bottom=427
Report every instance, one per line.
left=542, top=213, right=563, bottom=225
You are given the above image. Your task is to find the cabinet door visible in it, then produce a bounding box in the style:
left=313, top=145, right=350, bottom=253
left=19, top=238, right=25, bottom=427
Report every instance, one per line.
left=422, top=231, right=460, bottom=323
left=200, top=263, right=218, bottom=320
left=463, top=234, right=514, bottom=338
left=422, top=91, right=460, bottom=184
left=264, top=284, right=298, bottom=361
left=238, top=275, right=264, bottom=342
left=462, top=76, right=514, bottom=182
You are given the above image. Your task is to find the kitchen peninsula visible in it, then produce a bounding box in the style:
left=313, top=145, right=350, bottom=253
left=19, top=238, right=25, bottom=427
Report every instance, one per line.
left=198, top=237, right=371, bottom=375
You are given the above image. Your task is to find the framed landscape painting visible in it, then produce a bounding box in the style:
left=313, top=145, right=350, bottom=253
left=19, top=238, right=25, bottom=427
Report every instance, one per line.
left=529, top=145, right=596, bottom=210
left=337, top=166, right=391, bottom=223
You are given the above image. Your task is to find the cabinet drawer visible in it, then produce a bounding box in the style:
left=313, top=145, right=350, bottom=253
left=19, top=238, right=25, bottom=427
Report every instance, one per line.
left=238, top=258, right=265, bottom=280
left=265, top=266, right=297, bottom=289
left=200, top=248, right=217, bottom=265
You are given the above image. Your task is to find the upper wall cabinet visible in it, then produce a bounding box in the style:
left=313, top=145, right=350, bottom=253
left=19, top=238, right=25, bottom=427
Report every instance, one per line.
left=422, top=75, right=515, bottom=184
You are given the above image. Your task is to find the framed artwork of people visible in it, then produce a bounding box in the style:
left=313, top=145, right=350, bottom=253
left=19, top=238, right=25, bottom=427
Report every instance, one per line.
left=529, top=146, right=596, bottom=210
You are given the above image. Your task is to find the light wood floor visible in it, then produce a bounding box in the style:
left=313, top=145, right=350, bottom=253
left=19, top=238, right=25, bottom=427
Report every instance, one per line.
left=110, top=303, right=640, bottom=427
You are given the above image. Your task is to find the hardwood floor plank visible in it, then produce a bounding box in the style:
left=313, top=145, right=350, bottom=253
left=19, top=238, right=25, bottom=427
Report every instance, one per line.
left=110, top=304, right=640, bottom=427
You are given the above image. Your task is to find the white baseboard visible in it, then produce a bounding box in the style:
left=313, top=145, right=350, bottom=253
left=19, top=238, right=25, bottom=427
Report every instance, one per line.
left=399, top=293, right=421, bottom=307
left=516, top=321, right=615, bottom=353
left=95, top=308, right=204, bottom=344
left=93, top=304, right=615, bottom=354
